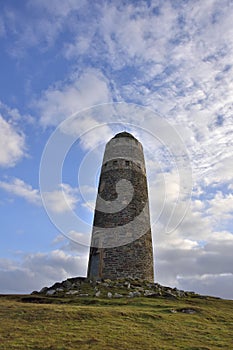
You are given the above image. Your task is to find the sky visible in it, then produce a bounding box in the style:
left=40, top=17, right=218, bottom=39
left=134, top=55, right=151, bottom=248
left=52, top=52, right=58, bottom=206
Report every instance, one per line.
left=0, top=0, right=233, bottom=299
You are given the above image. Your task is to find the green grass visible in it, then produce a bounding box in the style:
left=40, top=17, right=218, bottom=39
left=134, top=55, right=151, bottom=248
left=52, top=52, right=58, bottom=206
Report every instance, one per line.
left=0, top=294, right=232, bottom=349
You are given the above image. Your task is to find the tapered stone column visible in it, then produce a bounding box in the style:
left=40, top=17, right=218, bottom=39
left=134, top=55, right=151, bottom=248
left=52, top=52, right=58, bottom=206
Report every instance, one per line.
left=87, top=132, right=154, bottom=282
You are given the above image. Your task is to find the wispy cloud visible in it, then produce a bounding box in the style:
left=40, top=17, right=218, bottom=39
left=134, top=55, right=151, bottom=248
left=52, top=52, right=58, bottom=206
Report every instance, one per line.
left=37, top=68, right=112, bottom=126
left=0, top=178, right=79, bottom=214
left=0, top=178, right=41, bottom=205
left=43, top=184, right=79, bottom=213
left=0, top=116, right=26, bottom=168
left=1, top=0, right=87, bottom=56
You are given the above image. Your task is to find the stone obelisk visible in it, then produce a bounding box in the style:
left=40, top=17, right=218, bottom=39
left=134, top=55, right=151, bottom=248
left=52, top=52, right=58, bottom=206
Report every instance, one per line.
left=87, top=132, right=154, bottom=281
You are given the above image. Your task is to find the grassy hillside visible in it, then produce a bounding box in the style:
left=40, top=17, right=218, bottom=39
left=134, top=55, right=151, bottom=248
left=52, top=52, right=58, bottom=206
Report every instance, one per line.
left=0, top=293, right=232, bottom=350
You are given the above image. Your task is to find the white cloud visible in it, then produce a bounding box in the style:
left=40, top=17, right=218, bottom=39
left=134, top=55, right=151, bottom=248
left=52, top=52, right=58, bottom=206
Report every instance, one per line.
left=43, top=183, right=78, bottom=213
left=66, top=230, right=90, bottom=247
left=60, top=112, right=113, bottom=150
left=0, top=115, right=26, bottom=167
left=0, top=248, right=88, bottom=293
left=81, top=200, right=96, bottom=213
left=0, top=178, right=79, bottom=214
left=0, top=178, right=41, bottom=205
left=64, top=35, right=92, bottom=59
left=52, top=233, right=90, bottom=254
left=38, top=69, right=112, bottom=126
left=207, top=192, right=233, bottom=221
left=2, top=0, right=87, bottom=55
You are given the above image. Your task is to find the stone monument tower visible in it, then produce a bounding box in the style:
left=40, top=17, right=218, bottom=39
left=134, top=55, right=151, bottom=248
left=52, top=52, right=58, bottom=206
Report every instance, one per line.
left=87, top=132, right=154, bottom=282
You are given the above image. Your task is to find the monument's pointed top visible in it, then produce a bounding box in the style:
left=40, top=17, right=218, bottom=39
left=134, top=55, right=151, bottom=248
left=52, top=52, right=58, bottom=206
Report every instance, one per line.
left=113, top=131, right=137, bottom=140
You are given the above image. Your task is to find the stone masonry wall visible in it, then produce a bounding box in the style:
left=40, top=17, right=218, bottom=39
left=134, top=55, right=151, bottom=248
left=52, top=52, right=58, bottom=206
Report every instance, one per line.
left=87, top=133, right=154, bottom=282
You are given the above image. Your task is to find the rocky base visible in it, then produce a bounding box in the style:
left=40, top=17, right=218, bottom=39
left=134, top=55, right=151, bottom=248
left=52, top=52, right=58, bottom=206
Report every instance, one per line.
left=32, top=277, right=200, bottom=300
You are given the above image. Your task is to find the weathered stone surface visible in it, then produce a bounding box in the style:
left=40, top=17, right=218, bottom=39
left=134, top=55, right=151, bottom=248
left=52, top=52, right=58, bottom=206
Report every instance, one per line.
left=179, top=308, right=197, bottom=314
left=114, top=293, right=123, bottom=298
left=46, top=289, right=56, bottom=296
left=63, top=280, right=72, bottom=289
left=128, top=292, right=134, bottom=298
left=95, top=291, right=101, bottom=297
left=144, top=290, right=155, bottom=297
left=170, top=309, right=177, bottom=313
left=87, top=132, right=154, bottom=282
left=66, top=290, right=79, bottom=295
left=163, top=291, right=177, bottom=299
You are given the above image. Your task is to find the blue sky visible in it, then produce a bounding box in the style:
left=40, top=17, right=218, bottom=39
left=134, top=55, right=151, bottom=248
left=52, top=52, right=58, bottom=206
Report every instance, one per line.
left=0, top=0, right=233, bottom=298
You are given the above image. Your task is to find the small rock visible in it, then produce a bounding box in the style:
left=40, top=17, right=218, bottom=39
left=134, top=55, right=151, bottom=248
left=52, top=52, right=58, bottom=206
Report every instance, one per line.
left=176, top=290, right=185, bottom=297
left=104, top=279, right=112, bottom=284
left=63, top=280, right=72, bottom=289
left=145, top=292, right=161, bottom=298
left=66, top=290, right=79, bottom=295
left=56, top=288, right=64, bottom=292
left=107, top=292, right=112, bottom=298
left=46, top=289, right=56, bottom=296
left=79, top=294, right=89, bottom=297
left=115, top=282, right=124, bottom=288
left=180, top=308, right=197, bottom=314
left=128, top=291, right=141, bottom=297
left=163, top=291, right=177, bottom=299
left=114, top=293, right=123, bottom=298
left=144, top=290, right=154, bottom=297
left=102, top=283, right=109, bottom=287
left=95, top=291, right=101, bottom=297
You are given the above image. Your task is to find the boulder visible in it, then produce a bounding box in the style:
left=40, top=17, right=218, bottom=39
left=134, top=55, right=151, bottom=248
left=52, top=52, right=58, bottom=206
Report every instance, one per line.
left=46, top=289, right=56, bottom=296
left=114, top=293, right=123, bottom=298
left=66, top=290, right=79, bottom=295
